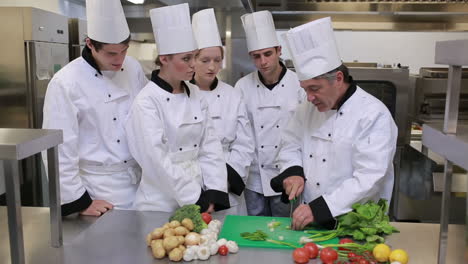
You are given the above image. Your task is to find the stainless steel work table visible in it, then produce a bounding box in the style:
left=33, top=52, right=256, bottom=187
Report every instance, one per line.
left=0, top=207, right=464, bottom=264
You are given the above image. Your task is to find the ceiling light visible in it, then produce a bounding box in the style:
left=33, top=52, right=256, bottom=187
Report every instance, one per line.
left=127, top=0, right=145, bottom=4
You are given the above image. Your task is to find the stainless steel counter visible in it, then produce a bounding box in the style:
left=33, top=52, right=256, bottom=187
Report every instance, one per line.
left=0, top=207, right=465, bottom=264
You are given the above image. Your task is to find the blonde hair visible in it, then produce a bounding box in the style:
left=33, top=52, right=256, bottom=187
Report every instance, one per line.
left=195, top=46, right=224, bottom=60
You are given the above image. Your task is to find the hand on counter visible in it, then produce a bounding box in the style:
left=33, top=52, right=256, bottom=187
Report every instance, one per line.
left=204, top=203, right=215, bottom=214
left=80, top=200, right=114, bottom=216
left=292, top=204, right=314, bottom=230
left=283, top=176, right=304, bottom=200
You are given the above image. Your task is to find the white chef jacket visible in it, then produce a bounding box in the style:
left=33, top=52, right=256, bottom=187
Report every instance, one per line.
left=42, top=55, right=148, bottom=211
left=235, top=68, right=305, bottom=196
left=125, top=74, right=228, bottom=212
left=278, top=86, right=397, bottom=218
left=188, top=79, right=254, bottom=213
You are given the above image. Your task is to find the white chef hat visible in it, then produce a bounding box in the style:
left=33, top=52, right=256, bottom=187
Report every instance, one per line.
left=150, top=3, right=198, bottom=55
left=86, top=0, right=130, bottom=44
left=241, top=11, right=279, bottom=52
left=192, top=9, right=222, bottom=49
left=282, top=17, right=342, bottom=81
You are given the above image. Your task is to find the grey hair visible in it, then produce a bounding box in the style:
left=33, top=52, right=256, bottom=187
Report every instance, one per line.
left=314, top=71, right=338, bottom=83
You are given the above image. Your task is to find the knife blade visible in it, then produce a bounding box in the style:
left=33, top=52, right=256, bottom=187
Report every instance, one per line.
left=289, top=197, right=296, bottom=229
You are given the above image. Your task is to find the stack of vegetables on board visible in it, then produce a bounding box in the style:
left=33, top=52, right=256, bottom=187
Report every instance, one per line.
left=241, top=199, right=409, bottom=264
left=145, top=204, right=238, bottom=262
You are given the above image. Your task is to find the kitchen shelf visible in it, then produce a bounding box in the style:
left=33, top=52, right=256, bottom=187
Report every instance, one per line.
left=422, top=124, right=468, bottom=171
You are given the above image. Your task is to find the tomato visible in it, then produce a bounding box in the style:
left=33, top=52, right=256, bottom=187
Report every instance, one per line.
left=303, top=242, right=319, bottom=259
left=320, top=248, right=338, bottom=263
left=218, top=245, right=228, bottom=256
left=358, top=259, right=369, bottom=264
left=201, top=212, right=212, bottom=224
left=339, top=238, right=354, bottom=251
left=348, top=252, right=358, bottom=261
left=292, top=248, right=309, bottom=264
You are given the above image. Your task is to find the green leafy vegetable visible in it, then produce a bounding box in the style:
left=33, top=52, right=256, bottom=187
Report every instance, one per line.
left=240, top=230, right=299, bottom=248
left=304, top=199, right=399, bottom=244
left=169, top=204, right=207, bottom=233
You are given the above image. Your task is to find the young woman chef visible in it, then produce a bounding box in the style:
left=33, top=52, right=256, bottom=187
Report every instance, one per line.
left=125, top=4, right=229, bottom=213
left=188, top=8, right=254, bottom=215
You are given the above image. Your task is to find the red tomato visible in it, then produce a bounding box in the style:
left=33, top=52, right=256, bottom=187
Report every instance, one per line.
left=358, top=259, right=369, bottom=264
left=201, top=212, right=212, bottom=224
left=303, top=242, right=319, bottom=259
left=218, top=245, right=228, bottom=256
left=320, top=248, right=338, bottom=263
left=292, top=248, right=309, bottom=264
left=348, top=252, right=358, bottom=261
left=339, top=238, right=354, bottom=251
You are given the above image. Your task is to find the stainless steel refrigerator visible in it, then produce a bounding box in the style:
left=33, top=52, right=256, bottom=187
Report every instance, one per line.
left=68, top=18, right=87, bottom=61
left=0, top=7, right=69, bottom=206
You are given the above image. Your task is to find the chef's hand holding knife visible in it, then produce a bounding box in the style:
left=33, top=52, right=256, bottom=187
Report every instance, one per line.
left=283, top=176, right=313, bottom=230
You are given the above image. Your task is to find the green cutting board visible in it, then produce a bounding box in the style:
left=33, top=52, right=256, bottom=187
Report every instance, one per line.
left=219, top=215, right=339, bottom=249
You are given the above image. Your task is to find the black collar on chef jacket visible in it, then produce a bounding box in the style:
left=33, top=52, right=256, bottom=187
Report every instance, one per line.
left=151, top=70, right=191, bottom=97
left=335, top=75, right=357, bottom=111
left=82, top=45, right=102, bottom=76
left=82, top=45, right=125, bottom=77
left=190, top=75, right=219, bottom=91
left=257, top=61, right=287, bottom=90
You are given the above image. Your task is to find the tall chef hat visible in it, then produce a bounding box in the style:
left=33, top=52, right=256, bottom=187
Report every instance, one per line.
left=150, top=3, right=198, bottom=55
left=282, top=17, right=342, bottom=81
left=241, top=11, right=279, bottom=52
left=192, top=8, right=222, bottom=49
left=86, top=0, right=130, bottom=44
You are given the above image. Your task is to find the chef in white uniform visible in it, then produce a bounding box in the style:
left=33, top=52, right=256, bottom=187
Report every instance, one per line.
left=42, top=0, right=148, bottom=216
left=234, top=11, right=306, bottom=217
left=271, top=17, right=397, bottom=230
left=188, top=9, right=254, bottom=215
left=125, top=4, right=229, bottom=213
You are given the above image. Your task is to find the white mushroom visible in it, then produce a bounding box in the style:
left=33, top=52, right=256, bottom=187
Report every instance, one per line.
left=209, top=242, right=219, bottom=255
left=197, top=246, right=211, bottom=260
left=226, top=241, right=239, bottom=254
left=216, top=238, right=227, bottom=247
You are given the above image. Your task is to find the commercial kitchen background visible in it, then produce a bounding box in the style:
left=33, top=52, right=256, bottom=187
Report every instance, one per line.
left=0, top=1, right=467, bottom=263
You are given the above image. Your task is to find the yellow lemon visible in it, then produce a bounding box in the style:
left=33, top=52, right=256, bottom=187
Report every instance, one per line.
left=372, top=244, right=392, bottom=262
left=389, top=249, right=409, bottom=264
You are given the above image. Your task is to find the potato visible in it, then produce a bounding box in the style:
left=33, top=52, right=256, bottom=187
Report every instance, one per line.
left=163, top=228, right=175, bottom=238
left=162, top=223, right=171, bottom=230
left=169, top=220, right=181, bottom=228
left=174, top=226, right=189, bottom=236
left=176, top=235, right=185, bottom=245
left=151, top=245, right=166, bottom=259
left=169, top=248, right=183, bottom=262
left=146, top=233, right=152, bottom=246
left=163, top=236, right=179, bottom=252
left=151, top=239, right=163, bottom=249
left=151, top=227, right=164, bottom=240
left=178, top=244, right=186, bottom=253
left=181, top=218, right=194, bottom=231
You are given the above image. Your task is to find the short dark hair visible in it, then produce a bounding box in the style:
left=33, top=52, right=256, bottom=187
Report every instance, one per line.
left=316, top=64, right=350, bottom=84
left=88, top=35, right=131, bottom=51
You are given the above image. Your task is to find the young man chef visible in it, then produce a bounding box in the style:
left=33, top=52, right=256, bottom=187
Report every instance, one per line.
left=234, top=11, right=306, bottom=217
left=271, top=17, right=397, bottom=230
left=42, top=0, right=148, bottom=216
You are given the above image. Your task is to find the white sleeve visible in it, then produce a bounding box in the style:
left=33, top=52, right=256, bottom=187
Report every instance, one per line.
left=198, top=98, right=228, bottom=193
left=227, top=96, right=254, bottom=182
left=323, top=111, right=398, bottom=217
left=278, top=105, right=305, bottom=172
left=125, top=99, right=202, bottom=207
left=42, top=77, right=85, bottom=204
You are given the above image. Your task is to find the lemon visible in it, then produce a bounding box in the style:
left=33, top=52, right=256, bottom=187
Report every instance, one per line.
left=372, top=244, right=392, bottom=262
left=389, top=249, right=409, bottom=264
